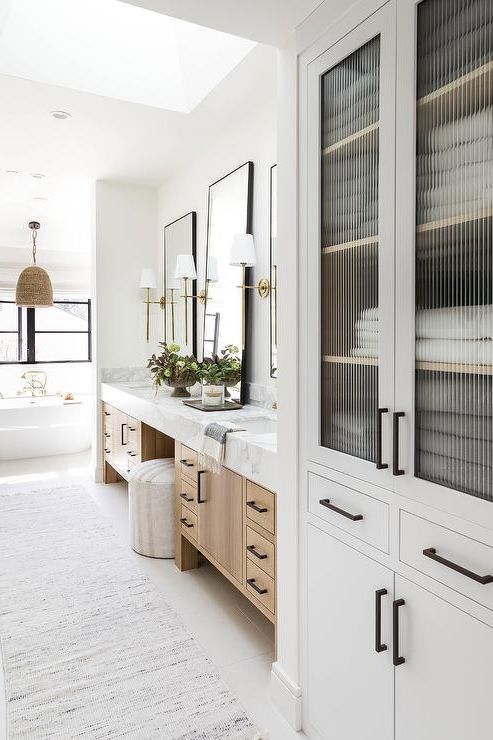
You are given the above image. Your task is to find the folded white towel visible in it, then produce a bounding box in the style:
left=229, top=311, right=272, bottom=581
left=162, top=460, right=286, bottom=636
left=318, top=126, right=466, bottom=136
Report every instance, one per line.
left=416, top=338, right=493, bottom=365
left=198, top=422, right=245, bottom=474
left=417, top=411, right=492, bottom=440
left=352, top=346, right=379, bottom=358
left=416, top=305, right=493, bottom=340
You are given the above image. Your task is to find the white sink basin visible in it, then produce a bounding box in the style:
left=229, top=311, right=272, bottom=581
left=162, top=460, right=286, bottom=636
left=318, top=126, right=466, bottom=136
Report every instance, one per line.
left=229, top=416, right=277, bottom=435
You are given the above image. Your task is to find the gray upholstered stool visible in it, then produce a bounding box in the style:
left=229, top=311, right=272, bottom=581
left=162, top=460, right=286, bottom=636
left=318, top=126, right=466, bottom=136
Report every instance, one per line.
left=128, top=458, right=176, bottom=558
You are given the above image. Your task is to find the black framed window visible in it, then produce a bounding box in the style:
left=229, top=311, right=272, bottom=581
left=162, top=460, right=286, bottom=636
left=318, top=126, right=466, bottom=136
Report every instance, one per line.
left=0, top=299, right=91, bottom=364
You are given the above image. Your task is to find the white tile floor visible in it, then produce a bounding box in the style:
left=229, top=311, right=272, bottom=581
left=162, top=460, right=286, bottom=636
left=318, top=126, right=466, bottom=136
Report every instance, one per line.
left=0, top=451, right=303, bottom=740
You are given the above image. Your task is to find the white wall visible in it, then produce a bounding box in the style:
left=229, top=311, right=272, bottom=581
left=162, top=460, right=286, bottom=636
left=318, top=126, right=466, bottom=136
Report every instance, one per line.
left=95, top=180, right=159, bottom=369
left=93, top=180, right=159, bottom=478
left=157, top=66, right=277, bottom=392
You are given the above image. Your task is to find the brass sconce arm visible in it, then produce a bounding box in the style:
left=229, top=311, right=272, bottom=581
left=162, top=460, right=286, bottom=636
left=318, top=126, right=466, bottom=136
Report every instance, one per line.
left=237, top=278, right=271, bottom=298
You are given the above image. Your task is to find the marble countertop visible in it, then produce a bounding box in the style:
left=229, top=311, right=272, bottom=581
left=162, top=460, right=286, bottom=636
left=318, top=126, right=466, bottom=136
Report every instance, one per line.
left=101, top=382, right=278, bottom=491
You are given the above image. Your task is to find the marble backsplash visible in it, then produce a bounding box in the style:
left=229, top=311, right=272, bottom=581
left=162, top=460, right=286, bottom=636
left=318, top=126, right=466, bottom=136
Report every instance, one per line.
left=101, top=368, right=277, bottom=410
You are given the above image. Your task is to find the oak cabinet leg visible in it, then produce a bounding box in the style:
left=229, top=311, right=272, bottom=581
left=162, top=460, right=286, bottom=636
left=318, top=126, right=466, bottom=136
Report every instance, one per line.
left=176, top=533, right=199, bottom=572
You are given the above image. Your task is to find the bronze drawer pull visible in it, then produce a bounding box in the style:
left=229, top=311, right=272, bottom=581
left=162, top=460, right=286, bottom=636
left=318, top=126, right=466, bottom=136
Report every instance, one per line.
left=180, top=459, right=194, bottom=467
left=247, top=578, right=268, bottom=595
left=180, top=517, right=193, bottom=528
left=104, top=411, right=111, bottom=416
left=319, top=498, right=363, bottom=521
left=247, top=544, right=267, bottom=560
left=423, top=547, right=493, bottom=585
left=104, top=432, right=110, bottom=438
left=128, top=426, right=136, bottom=432
left=247, top=501, right=268, bottom=513
left=104, top=448, right=111, bottom=454
left=180, top=493, right=194, bottom=503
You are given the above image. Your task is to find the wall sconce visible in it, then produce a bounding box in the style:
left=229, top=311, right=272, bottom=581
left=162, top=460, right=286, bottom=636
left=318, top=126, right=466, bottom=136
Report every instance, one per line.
left=230, top=234, right=270, bottom=298
left=174, top=254, right=198, bottom=347
left=140, top=268, right=167, bottom=343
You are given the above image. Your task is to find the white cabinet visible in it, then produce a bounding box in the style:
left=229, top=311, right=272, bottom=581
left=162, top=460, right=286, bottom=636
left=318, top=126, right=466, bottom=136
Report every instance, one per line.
left=306, top=527, right=493, bottom=740
left=306, top=525, right=394, bottom=740
left=394, top=576, right=493, bottom=740
left=300, top=0, right=493, bottom=736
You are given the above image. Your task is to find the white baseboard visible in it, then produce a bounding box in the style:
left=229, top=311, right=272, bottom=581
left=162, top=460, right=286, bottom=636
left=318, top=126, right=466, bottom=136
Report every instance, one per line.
left=94, top=466, right=103, bottom=484
left=271, top=662, right=302, bottom=731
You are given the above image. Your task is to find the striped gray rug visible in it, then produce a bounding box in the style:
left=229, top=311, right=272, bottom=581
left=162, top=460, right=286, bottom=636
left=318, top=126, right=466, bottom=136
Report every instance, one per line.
left=0, top=485, right=260, bottom=739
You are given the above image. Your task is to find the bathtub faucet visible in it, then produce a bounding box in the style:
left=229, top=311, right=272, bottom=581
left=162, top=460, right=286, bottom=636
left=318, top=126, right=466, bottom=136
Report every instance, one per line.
left=21, top=370, right=47, bottom=397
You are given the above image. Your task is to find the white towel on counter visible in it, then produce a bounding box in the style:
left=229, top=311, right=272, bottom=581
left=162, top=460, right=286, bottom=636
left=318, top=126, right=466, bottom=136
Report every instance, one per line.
left=198, top=422, right=245, bottom=474
left=416, top=304, right=493, bottom=340
left=416, top=338, right=493, bottom=365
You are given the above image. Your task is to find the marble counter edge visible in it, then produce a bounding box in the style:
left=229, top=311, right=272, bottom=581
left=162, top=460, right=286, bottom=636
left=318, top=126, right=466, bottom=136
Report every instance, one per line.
left=100, top=383, right=278, bottom=491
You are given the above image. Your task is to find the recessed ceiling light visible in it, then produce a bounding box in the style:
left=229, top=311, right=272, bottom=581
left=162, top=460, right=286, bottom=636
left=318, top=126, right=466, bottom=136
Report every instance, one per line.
left=50, top=110, right=71, bottom=120
left=30, top=172, right=46, bottom=179
left=6, top=169, right=19, bottom=175
left=33, top=196, right=48, bottom=201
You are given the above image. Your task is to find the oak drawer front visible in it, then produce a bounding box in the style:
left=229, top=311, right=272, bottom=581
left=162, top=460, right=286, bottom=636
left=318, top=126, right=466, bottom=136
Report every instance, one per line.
left=126, top=417, right=140, bottom=447
left=400, top=511, right=493, bottom=610
left=180, top=445, right=199, bottom=483
left=308, top=473, right=389, bottom=553
left=178, top=478, right=198, bottom=513
left=246, top=559, right=275, bottom=614
left=246, top=481, right=275, bottom=534
left=180, top=504, right=197, bottom=540
left=246, top=526, right=275, bottom=578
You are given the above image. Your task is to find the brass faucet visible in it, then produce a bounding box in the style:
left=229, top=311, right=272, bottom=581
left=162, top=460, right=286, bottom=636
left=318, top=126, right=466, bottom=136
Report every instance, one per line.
left=21, top=371, right=47, bottom=397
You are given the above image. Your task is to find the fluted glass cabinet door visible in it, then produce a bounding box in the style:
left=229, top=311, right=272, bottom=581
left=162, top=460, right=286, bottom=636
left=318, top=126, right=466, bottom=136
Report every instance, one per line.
left=395, top=0, right=493, bottom=527
left=305, top=3, right=396, bottom=486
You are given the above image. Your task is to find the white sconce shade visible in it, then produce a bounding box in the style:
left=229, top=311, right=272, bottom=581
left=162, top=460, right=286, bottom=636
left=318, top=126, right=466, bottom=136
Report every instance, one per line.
left=230, top=233, right=256, bottom=266
left=174, top=254, right=197, bottom=280
left=207, top=256, right=219, bottom=283
left=139, top=267, right=157, bottom=289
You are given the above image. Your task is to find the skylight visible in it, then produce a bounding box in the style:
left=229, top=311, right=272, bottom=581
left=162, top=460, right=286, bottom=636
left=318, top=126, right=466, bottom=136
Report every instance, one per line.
left=0, top=0, right=256, bottom=113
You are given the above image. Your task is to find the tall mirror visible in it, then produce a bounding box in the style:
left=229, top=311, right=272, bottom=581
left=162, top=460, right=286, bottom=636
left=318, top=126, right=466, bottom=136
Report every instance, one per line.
left=163, top=212, right=197, bottom=356
left=203, top=161, right=254, bottom=405
left=270, top=164, right=278, bottom=378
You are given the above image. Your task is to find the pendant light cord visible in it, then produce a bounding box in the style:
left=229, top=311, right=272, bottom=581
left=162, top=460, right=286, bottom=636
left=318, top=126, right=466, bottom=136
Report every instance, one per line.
left=32, top=227, right=37, bottom=265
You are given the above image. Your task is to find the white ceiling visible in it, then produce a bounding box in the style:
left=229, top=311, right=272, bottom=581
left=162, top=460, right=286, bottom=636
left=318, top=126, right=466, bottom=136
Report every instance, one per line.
left=118, top=0, right=325, bottom=45
left=0, top=43, right=277, bottom=251
left=0, top=0, right=255, bottom=112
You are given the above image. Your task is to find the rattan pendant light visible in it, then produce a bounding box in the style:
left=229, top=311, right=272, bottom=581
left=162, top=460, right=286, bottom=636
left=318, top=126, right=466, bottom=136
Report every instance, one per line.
left=16, top=221, right=53, bottom=307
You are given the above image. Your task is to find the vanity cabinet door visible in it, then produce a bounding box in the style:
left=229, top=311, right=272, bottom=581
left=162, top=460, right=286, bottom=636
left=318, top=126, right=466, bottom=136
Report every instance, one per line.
left=198, top=468, right=243, bottom=584
left=110, top=408, right=129, bottom=475
left=304, top=0, right=396, bottom=490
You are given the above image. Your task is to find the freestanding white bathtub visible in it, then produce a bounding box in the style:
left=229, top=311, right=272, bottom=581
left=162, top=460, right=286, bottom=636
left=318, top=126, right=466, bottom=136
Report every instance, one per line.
left=0, top=395, right=91, bottom=460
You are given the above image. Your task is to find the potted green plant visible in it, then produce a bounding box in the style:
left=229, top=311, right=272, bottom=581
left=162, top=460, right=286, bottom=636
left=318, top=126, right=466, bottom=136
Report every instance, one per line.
left=147, top=343, right=200, bottom=397
left=216, top=345, right=242, bottom=397
left=200, top=357, right=225, bottom=407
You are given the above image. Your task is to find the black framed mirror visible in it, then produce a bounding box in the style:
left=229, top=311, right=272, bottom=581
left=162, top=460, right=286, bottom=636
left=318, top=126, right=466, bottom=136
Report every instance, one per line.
left=270, top=164, right=278, bottom=379
left=163, top=212, right=197, bottom=356
left=202, top=162, right=254, bottom=405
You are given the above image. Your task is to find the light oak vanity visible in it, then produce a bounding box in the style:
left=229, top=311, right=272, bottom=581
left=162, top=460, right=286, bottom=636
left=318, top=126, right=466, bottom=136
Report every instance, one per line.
left=100, top=384, right=277, bottom=626
left=176, top=442, right=276, bottom=622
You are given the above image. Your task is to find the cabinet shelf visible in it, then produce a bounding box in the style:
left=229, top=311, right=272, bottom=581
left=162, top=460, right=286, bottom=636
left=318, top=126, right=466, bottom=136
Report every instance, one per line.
left=323, top=355, right=378, bottom=366
left=322, top=121, right=379, bottom=156
left=417, top=59, right=493, bottom=118
left=322, top=235, right=379, bottom=255
left=416, top=361, right=493, bottom=376
left=416, top=209, right=493, bottom=234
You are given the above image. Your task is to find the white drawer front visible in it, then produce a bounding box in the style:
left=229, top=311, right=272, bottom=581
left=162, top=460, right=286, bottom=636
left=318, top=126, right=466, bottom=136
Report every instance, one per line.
left=400, top=511, right=493, bottom=610
left=308, top=473, right=389, bottom=552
